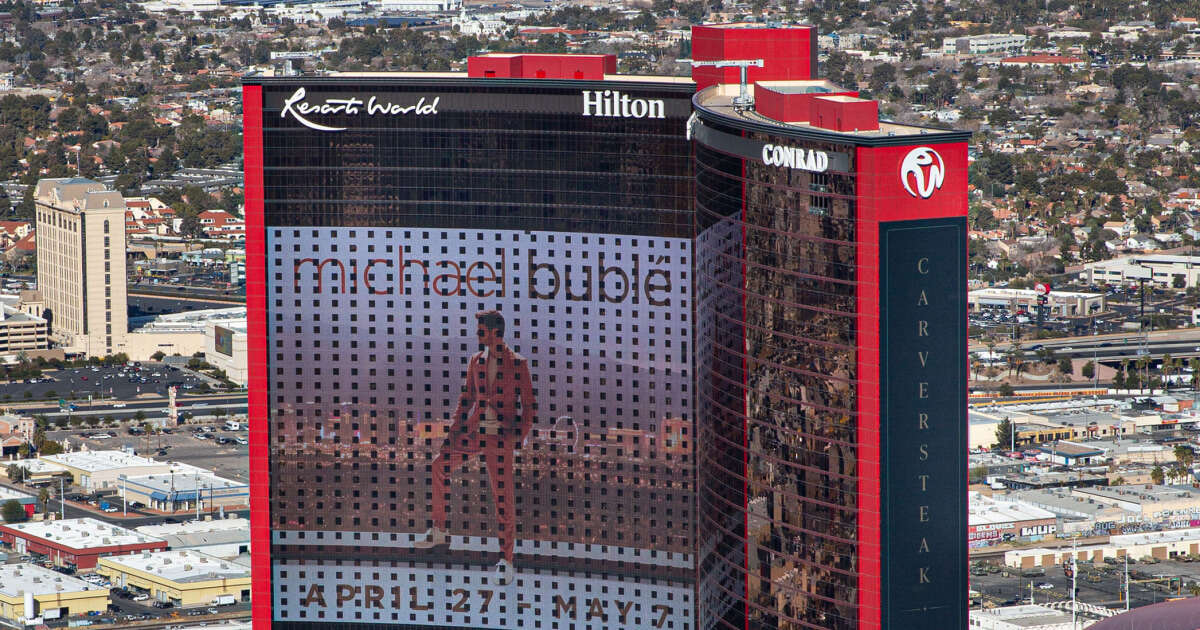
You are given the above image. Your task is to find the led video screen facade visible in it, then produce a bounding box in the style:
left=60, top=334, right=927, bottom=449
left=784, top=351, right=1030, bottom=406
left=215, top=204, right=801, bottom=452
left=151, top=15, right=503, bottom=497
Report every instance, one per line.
left=245, top=78, right=696, bottom=630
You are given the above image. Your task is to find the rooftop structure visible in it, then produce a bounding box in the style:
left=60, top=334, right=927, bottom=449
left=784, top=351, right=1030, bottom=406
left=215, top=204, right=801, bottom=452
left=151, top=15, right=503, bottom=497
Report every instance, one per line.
left=0, top=563, right=108, bottom=623
left=969, top=604, right=1077, bottom=630
left=970, top=491, right=1057, bottom=526
left=97, top=550, right=251, bottom=608
left=0, top=563, right=100, bottom=598
left=100, top=549, right=248, bottom=583
left=0, top=517, right=167, bottom=568
left=121, top=470, right=249, bottom=513
left=135, top=517, right=250, bottom=559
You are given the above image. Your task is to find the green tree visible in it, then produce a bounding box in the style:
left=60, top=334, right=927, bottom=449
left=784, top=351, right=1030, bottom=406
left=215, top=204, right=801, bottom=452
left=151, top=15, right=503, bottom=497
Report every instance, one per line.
left=1152, top=465, right=1165, bottom=485
left=995, top=416, right=1015, bottom=449
left=5, top=464, right=26, bottom=483
left=1176, top=444, right=1195, bottom=469
left=1058, top=357, right=1074, bottom=375
left=1082, top=361, right=1096, bottom=380
left=1, top=499, right=25, bottom=522
left=999, top=382, right=1015, bottom=397
left=37, top=487, right=50, bottom=513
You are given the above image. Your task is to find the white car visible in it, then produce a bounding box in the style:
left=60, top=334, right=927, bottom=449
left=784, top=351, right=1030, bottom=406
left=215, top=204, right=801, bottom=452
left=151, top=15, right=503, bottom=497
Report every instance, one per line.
left=91, top=433, right=113, bottom=440
left=234, top=437, right=248, bottom=445
left=112, top=403, right=126, bottom=408
left=133, top=594, right=150, bottom=602
left=1037, top=583, right=1054, bottom=590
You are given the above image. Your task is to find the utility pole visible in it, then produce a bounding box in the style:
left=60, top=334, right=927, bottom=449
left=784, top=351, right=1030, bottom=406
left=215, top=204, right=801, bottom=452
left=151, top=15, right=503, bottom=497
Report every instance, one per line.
left=1124, top=554, right=1130, bottom=611
left=58, top=476, right=64, bottom=520
left=1071, top=536, right=1078, bottom=629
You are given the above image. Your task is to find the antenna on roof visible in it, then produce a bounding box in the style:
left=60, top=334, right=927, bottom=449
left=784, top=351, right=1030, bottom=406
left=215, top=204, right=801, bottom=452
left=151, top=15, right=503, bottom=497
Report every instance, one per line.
left=679, top=58, right=765, bottom=109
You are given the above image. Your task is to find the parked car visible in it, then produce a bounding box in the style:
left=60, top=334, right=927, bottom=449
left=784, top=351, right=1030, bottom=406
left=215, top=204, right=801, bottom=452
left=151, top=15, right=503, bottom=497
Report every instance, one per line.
left=133, top=593, right=150, bottom=602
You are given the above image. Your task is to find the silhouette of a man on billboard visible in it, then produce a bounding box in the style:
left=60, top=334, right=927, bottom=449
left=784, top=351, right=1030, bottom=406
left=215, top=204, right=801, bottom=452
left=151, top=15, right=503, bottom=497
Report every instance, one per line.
left=419, top=309, right=536, bottom=579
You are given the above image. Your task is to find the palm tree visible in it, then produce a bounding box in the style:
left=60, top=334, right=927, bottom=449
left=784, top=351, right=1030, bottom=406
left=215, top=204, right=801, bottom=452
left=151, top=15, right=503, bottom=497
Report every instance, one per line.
left=37, top=487, right=50, bottom=513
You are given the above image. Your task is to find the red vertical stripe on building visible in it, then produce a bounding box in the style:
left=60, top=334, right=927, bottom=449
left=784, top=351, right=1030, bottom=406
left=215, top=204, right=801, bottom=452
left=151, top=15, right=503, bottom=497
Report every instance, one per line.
left=855, top=146, right=882, bottom=630
left=243, top=83, right=271, bottom=630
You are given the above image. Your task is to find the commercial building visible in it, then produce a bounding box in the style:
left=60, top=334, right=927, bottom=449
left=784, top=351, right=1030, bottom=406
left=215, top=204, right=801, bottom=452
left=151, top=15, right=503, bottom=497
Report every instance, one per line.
left=4, top=457, right=71, bottom=486
left=0, top=518, right=167, bottom=569
left=119, top=470, right=249, bottom=513
left=969, top=492, right=1059, bottom=547
left=245, top=22, right=968, bottom=630
left=125, top=306, right=246, bottom=361
left=1005, top=528, right=1200, bottom=568
left=40, top=450, right=171, bottom=491
left=0, top=563, right=108, bottom=624
left=33, top=177, right=128, bottom=357
left=690, top=23, right=968, bottom=629
left=0, top=303, right=48, bottom=353
left=969, top=605, right=1081, bottom=630
left=97, top=550, right=251, bottom=607
left=1072, top=484, right=1200, bottom=525
left=941, top=33, right=1028, bottom=56
left=1080, top=254, right=1200, bottom=289
left=135, top=516, right=250, bottom=559
left=0, top=485, right=36, bottom=518
left=205, top=318, right=247, bottom=385
left=968, top=287, right=1105, bottom=317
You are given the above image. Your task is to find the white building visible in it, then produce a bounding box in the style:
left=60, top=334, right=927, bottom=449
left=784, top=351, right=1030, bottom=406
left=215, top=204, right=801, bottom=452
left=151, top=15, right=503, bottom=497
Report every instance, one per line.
left=970, top=605, right=1089, bottom=630
left=376, top=0, right=460, bottom=11
left=135, top=516, right=250, bottom=559
left=119, top=470, right=249, bottom=513
left=204, top=319, right=246, bottom=386
left=125, top=306, right=245, bottom=362
left=941, top=33, right=1028, bottom=55
left=968, top=287, right=1105, bottom=317
left=1080, top=255, right=1200, bottom=289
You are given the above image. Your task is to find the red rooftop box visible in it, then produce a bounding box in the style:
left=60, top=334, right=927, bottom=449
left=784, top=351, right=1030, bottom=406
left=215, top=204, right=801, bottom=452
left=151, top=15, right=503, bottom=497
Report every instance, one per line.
left=754, top=80, right=857, bottom=123
left=692, top=23, right=817, bottom=91
left=468, top=53, right=617, bottom=80
left=809, top=95, right=880, bottom=133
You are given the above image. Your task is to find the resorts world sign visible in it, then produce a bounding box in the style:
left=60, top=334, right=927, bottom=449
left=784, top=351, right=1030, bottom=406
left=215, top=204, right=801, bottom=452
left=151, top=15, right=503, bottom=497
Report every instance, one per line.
left=280, top=87, right=440, bottom=131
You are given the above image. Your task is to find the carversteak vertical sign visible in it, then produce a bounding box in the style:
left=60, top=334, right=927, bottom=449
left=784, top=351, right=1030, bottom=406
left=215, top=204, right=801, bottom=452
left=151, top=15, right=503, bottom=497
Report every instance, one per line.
left=879, top=217, right=967, bottom=628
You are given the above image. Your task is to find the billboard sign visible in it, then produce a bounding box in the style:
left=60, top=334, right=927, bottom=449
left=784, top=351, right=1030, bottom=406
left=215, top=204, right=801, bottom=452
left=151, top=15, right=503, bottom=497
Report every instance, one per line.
left=214, top=326, right=234, bottom=357
left=267, top=227, right=695, bottom=629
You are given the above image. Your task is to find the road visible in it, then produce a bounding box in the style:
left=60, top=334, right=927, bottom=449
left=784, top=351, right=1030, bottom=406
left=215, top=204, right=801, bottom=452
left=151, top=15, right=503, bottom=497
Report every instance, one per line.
left=974, top=329, right=1200, bottom=363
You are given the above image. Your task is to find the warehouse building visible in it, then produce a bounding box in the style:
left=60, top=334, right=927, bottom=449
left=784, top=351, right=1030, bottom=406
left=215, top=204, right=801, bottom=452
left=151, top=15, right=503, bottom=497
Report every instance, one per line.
left=5, top=458, right=71, bottom=486
left=40, top=450, right=170, bottom=492
left=0, top=518, right=167, bottom=569
left=97, top=550, right=250, bottom=607
left=1005, top=528, right=1200, bottom=568
left=135, top=516, right=250, bottom=559
left=0, top=563, right=108, bottom=624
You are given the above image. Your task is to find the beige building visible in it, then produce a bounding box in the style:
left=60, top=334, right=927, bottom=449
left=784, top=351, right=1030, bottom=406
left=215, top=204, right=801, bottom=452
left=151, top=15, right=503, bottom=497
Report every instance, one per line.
left=34, top=177, right=128, bottom=357
left=97, top=550, right=250, bottom=608
left=0, top=563, right=108, bottom=624
left=39, top=450, right=171, bottom=492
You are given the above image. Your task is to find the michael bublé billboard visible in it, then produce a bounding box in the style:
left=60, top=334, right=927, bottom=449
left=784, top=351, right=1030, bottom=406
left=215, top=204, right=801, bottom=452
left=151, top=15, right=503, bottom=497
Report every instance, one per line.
left=267, top=226, right=695, bottom=629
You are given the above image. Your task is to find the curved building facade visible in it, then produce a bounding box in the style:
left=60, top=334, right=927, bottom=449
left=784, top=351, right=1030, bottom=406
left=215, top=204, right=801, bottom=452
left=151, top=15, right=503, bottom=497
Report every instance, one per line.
left=692, top=79, right=970, bottom=630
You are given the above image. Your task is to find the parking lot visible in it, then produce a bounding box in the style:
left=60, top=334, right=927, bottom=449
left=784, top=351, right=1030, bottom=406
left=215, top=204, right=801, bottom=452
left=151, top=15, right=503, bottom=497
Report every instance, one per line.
left=972, top=558, right=1200, bottom=610
left=48, top=422, right=250, bottom=483
left=0, top=363, right=215, bottom=404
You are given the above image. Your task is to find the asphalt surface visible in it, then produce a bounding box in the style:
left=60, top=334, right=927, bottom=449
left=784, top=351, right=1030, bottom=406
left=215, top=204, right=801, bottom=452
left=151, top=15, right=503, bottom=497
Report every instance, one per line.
left=0, top=364, right=211, bottom=404
left=47, top=422, right=251, bottom=483
left=972, top=559, right=1200, bottom=611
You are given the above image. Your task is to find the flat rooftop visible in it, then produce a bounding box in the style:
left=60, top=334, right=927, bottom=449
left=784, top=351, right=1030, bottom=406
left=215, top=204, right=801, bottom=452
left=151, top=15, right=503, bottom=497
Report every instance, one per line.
left=102, top=550, right=249, bottom=583
left=1074, top=484, right=1200, bottom=505
left=696, top=82, right=960, bottom=140
left=124, top=471, right=246, bottom=493
left=0, top=563, right=100, bottom=597
left=0, top=486, right=33, bottom=502
left=970, top=492, right=1057, bottom=525
left=41, top=450, right=163, bottom=473
left=8, top=458, right=69, bottom=474
left=1, top=518, right=159, bottom=549
left=135, top=516, right=249, bottom=539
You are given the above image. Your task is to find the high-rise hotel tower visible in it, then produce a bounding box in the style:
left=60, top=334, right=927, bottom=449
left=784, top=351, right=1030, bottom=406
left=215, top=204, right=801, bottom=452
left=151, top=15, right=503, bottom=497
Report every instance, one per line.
left=245, top=23, right=968, bottom=630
